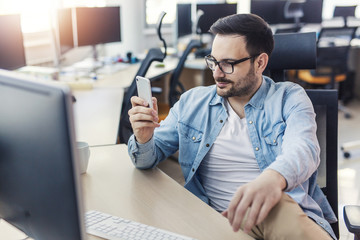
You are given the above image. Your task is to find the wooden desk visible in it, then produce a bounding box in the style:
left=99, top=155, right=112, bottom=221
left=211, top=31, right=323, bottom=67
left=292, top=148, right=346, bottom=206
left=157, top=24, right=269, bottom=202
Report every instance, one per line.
left=94, top=58, right=178, bottom=89
left=73, top=88, right=123, bottom=146
left=83, top=145, right=253, bottom=240
left=0, top=144, right=253, bottom=240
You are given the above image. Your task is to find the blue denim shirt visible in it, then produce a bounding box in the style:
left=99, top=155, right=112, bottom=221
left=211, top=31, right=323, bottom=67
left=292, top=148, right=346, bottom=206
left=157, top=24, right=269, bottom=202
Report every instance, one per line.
left=128, top=76, right=337, bottom=239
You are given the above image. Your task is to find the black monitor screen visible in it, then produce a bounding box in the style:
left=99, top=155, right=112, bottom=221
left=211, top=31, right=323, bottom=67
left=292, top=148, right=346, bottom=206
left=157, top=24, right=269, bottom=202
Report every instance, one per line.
left=57, top=8, right=74, bottom=55
left=0, top=70, right=85, bottom=240
left=0, top=14, right=26, bottom=70
left=196, top=3, right=237, bottom=34
left=75, top=6, right=121, bottom=47
left=300, top=0, right=323, bottom=24
left=333, top=5, right=357, bottom=18
left=177, top=3, right=192, bottom=38
left=251, top=0, right=323, bottom=24
left=251, top=0, right=289, bottom=24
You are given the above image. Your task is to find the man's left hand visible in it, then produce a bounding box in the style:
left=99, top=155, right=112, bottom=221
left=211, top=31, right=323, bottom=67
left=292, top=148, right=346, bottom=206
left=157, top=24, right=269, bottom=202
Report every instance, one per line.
left=222, top=169, right=286, bottom=234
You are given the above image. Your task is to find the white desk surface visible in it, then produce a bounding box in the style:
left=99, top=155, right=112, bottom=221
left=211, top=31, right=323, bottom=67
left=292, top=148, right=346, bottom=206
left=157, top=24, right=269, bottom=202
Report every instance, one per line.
left=73, top=88, right=123, bottom=146
left=0, top=144, right=253, bottom=240
left=70, top=57, right=178, bottom=146
left=94, top=57, right=178, bottom=89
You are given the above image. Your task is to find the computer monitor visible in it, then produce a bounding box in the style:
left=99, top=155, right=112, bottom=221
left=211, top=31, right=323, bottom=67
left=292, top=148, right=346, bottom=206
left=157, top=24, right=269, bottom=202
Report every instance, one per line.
left=300, top=0, right=323, bottom=24
left=333, top=5, right=357, bottom=18
left=177, top=3, right=192, bottom=38
left=0, top=14, right=26, bottom=70
left=57, top=8, right=74, bottom=55
left=0, top=70, right=86, bottom=240
left=196, top=3, right=237, bottom=34
left=74, top=6, right=121, bottom=47
left=251, top=0, right=323, bottom=25
left=251, top=0, right=290, bottom=25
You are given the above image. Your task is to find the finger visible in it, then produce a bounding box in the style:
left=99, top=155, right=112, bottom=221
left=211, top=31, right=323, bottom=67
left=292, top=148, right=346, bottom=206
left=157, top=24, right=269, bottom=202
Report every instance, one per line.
left=221, top=210, right=228, bottom=218
left=231, top=195, right=253, bottom=232
left=131, top=96, right=149, bottom=107
left=255, top=200, right=273, bottom=226
left=132, top=120, right=160, bottom=129
left=152, top=97, right=158, bottom=113
left=242, top=198, right=264, bottom=233
left=130, top=112, right=158, bottom=124
left=129, top=105, right=156, bottom=118
left=226, top=190, right=245, bottom=226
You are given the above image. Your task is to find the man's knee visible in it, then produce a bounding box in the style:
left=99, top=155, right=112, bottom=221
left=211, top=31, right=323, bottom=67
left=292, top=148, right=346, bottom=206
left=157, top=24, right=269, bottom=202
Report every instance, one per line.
left=255, top=193, right=332, bottom=240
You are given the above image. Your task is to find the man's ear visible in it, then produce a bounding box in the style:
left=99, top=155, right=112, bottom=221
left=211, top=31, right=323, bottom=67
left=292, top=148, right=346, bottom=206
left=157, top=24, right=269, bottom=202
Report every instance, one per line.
left=255, top=53, right=269, bottom=74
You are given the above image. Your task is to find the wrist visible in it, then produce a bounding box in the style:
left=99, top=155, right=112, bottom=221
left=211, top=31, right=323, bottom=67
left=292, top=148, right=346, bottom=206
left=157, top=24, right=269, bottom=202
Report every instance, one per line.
left=264, top=169, right=287, bottom=191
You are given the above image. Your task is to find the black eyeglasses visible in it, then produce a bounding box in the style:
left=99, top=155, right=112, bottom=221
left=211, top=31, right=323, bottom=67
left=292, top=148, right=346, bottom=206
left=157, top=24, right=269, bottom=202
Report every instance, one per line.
left=204, top=54, right=260, bottom=74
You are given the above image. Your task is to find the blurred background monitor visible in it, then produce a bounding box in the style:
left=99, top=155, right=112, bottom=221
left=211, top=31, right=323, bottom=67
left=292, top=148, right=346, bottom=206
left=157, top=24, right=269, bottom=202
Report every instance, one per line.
left=176, top=3, right=192, bottom=38
left=57, top=8, right=74, bottom=55
left=75, top=6, right=121, bottom=47
left=0, top=70, right=85, bottom=239
left=251, top=0, right=323, bottom=25
left=301, top=0, right=324, bottom=24
left=333, top=5, right=357, bottom=18
left=0, top=14, right=26, bottom=70
left=250, top=0, right=290, bottom=24
left=196, top=3, right=237, bottom=34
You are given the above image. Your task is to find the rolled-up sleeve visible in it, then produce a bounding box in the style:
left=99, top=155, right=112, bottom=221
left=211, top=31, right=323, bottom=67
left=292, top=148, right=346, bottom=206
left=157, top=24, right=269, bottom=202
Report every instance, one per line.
left=267, top=86, right=320, bottom=192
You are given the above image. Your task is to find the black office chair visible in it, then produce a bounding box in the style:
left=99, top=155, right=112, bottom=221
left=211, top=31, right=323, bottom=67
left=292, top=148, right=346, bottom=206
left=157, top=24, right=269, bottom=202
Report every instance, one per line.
left=118, top=12, right=167, bottom=144
left=157, top=39, right=202, bottom=122
left=333, top=5, right=357, bottom=27
left=306, top=89, right=360, bottom=240
left=297, top=26, right=357, bottom=118
left=266, top=32, right=317, bottom=82
left=168, top=39, right=202, bottom=107
left=306, top=89, right=339, bottom=238
left=268, top=32, right=360, bottom=239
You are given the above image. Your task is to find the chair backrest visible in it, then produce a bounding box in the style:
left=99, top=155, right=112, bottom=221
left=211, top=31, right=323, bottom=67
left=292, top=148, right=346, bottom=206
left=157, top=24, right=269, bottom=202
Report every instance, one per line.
left=306, top=89, right=339, bottom=238
left=317, top=26, right=357, bottom=47
left=316, top=26, right=357, bottom=88
left=267, top=32, right=317, bottom=81
left=168, top=39, right=202, bottom=107
left=118, top=12, right=167, bottom=144
left=333, top=5, right=357, bottom=26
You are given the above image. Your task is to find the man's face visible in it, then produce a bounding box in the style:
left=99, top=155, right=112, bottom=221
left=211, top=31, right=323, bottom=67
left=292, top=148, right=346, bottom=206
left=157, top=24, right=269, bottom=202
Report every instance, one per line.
left=210, top=34, right=261, bottom=98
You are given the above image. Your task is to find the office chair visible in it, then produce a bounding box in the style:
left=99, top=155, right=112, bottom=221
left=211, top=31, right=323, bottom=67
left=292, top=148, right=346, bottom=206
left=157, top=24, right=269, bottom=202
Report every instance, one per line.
left=333, top=5, right=357, bottom=27
left=168, top=39, right=202, bottom=108
left=297, top=26, right=357, bottom=118
left=306, top=89, right=360, bottom=240
left=267, top=33, right=359, bottom=239
left=156, top=39, right=202, bottom=122
left=266, top=32, right=317, bottom=82
left=118, top=12, right=167, bottom=144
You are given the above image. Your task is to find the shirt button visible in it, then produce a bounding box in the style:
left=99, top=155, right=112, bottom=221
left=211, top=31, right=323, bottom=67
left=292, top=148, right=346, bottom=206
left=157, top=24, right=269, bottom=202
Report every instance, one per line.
left=220, top=119, right=223, bottom=123
left=249, top=120, right=253, bottom=124
left=255, top=147, right=259, bottom=151
left=192, top=137, right=196, bottom=140
left=273, top=139, right=276, bottom=143
left=192, top=168, right=195, bottom=172
left=206, top=144, right=210, bottom=147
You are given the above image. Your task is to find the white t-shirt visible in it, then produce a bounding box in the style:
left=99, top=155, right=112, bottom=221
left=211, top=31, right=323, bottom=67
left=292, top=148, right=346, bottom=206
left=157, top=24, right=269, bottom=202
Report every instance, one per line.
left=198, top=100, right=261, bottom=212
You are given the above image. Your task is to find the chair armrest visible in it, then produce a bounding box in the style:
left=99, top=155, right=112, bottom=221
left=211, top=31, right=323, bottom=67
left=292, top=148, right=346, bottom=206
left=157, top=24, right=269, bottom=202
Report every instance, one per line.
left=343, top=205, right=360, bottom=235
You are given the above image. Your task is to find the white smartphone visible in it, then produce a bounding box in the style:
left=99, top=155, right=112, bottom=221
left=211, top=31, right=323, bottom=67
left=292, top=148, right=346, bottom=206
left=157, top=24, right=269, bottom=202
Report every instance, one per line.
left=136, top=76, right=153, bottom=109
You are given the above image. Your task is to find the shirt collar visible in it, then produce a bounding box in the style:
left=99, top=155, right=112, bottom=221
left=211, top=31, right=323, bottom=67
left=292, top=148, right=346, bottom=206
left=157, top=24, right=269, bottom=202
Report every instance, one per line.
left=246, top=76, right=271, bottom=109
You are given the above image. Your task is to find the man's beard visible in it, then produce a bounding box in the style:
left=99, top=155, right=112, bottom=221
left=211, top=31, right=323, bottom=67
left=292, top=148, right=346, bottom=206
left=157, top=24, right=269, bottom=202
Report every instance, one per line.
left=216, top=65, right=257, bottom=98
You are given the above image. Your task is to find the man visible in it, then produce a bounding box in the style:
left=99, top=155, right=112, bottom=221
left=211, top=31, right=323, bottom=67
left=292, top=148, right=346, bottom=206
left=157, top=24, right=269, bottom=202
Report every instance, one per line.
left=127, top=14, right=336, bottom=239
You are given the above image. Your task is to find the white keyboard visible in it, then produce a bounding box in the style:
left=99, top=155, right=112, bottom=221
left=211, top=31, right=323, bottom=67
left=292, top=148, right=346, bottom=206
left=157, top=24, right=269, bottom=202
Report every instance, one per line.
left=85, top=210, right=196, bottom=240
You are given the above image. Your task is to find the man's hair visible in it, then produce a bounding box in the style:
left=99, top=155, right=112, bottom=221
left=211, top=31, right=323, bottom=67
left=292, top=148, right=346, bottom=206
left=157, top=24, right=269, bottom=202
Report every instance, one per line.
left=210, top=14, right=274, bottom=58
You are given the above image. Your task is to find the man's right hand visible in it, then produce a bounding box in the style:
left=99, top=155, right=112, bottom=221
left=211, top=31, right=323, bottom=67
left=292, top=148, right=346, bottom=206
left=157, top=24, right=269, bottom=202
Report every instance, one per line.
left=128, top=96, right=160, bottom=144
